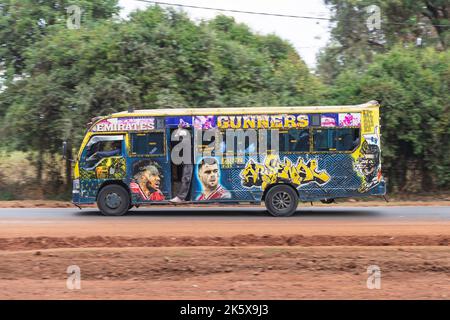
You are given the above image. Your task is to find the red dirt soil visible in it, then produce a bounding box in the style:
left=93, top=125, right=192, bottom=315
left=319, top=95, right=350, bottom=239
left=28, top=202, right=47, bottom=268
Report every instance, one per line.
left=0, top=204, right=449, bottom=299
left=0, top=246, right=449, bottom=299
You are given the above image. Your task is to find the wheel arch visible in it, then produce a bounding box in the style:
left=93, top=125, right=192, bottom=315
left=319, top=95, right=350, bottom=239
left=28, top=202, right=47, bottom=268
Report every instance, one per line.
left=96, top=180, right=131, bottom=200
left=261, top=183, right=299, bottom=201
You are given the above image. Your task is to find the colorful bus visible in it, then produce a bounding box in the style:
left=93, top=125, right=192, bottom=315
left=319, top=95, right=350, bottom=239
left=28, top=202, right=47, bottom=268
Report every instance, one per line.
left=67, top=100, right=386, bottom=216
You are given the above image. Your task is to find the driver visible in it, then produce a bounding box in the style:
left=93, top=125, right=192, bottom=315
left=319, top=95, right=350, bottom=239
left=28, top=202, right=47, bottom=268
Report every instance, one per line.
left=87, top=141, right=122, bottom=163
left=95, top=141, right=122, bottom=158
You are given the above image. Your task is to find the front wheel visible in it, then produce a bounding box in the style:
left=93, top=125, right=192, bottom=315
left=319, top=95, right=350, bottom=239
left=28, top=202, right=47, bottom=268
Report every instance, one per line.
left=97, top=184, right=130, bottom=216
left=264, top=185, right=299, bottom=217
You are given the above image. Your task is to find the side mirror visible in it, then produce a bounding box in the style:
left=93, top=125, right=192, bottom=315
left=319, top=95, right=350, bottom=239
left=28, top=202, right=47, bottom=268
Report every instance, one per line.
left=62, top=141, right=67, bottom=160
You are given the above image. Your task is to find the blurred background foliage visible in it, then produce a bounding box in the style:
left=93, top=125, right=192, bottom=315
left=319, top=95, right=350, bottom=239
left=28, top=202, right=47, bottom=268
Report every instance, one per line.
left=0, top=0, right=448, bottom=199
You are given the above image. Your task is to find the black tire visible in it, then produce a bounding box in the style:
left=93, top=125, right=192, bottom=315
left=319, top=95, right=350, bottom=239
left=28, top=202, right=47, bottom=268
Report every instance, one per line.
left=97, top=184, right=130, bottom=216
left=265, top=185, right=299, bottom=217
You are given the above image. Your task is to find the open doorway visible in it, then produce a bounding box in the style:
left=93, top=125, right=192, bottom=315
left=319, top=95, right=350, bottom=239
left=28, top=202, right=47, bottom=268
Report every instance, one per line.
left=169, top=128, right=193, bottom=201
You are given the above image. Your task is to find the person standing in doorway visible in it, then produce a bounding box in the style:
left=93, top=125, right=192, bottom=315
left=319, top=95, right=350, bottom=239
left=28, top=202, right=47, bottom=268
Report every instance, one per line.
left=170, top=121, right=194, bottom=203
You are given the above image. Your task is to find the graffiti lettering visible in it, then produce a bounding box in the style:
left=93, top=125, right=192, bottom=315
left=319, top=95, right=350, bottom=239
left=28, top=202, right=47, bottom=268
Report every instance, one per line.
left=241, top=155, right=330, bottom=190
left=218, top=115, right=309, bottom=129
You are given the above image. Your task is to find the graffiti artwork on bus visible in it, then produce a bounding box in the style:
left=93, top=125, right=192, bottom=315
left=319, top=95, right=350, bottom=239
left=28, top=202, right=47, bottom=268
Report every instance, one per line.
left=79, top=157, right=126, bottom=180
left=353, top=126, right=383, bottom=192
left=241, top=155, right=331, bottom=191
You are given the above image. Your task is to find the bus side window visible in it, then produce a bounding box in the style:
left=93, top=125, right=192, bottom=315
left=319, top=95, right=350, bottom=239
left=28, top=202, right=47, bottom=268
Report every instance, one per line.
left=196, top=129, right=219, bottom=156
left=96, top=141, right=121, bottom=158
left=83, top=135, right=124, bottom=167
left=130, top=132, right=165, bottom=156
left=313, top=129, right=334, bottom=152
left=336, top=128, right=360, bottom=151
left=279, top=129, right=310, bottom=153
left=313, top=128, right=360, bottom=152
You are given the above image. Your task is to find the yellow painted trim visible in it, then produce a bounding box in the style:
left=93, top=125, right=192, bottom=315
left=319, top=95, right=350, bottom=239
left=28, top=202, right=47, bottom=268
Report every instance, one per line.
left=108, top=101, right=380, bottom=118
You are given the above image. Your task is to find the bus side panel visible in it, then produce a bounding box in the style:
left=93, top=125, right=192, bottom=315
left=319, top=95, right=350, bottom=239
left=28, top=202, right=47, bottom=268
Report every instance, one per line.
left=190, top=152, right=361, bottom=203
left=127, top=154, right=171, bottom=204
left=202, top=151, right=385, bottom=202
left=231, top=108, right=385, bottom=200
left=189, top=107, right=385, bottom=203
left=238, top=153, right=360, bottom=202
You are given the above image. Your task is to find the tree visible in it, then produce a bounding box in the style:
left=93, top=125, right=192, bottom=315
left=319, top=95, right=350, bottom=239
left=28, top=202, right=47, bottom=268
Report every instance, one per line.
left=317, top=0, right=449, bottom=84
left=327, top=46, right=450, bottom=191
left=0, top=0, right=119, bottom=81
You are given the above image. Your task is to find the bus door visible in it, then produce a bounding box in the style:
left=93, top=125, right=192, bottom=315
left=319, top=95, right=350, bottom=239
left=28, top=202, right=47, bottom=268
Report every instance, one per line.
left=165, top=116, right=193, bottom=200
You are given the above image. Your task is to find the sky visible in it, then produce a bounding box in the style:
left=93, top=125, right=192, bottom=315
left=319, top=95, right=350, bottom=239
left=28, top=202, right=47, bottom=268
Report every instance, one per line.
left=118, top=0, right=332, bottom=69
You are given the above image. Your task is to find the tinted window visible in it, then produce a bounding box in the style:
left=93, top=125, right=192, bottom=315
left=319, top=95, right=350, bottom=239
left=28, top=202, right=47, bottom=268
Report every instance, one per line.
left=336, top=128, right=360, bottom=151
left=219, top=130, right=258, bottom=156
left=279, top=129, right=310, bottom=152
left=130, top=132, right=165, bottom=156
left=313, top=128, right=360, bottom=152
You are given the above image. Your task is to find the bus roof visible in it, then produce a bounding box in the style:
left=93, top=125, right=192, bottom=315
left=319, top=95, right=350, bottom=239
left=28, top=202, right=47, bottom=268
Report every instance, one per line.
left=109, top=100, right=379, bottom=118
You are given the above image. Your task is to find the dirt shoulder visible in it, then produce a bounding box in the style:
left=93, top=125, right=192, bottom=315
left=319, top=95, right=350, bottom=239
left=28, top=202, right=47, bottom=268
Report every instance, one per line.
left=0, top=200, right=75, bottom=208
left=0, top=203, right=448, bottom=299
left=0, top=246, right=449, bottom=299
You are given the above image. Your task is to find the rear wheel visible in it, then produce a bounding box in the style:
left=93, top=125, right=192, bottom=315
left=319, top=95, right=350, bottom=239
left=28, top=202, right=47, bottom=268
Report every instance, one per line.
left=97, top=184, right=130, bottom=216
left=265, top=185, right=298, bottom=217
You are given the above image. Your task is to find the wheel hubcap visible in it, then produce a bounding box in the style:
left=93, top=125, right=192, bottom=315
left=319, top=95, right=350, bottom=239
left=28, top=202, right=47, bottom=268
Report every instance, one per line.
left=105, top=192, right=122, bottom=209
left=272, top=191, right=291, bottom=210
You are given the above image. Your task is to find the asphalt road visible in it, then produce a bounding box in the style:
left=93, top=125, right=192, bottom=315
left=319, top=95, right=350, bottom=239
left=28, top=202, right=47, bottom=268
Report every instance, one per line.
left=0, top=206, right=449, bottom=221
